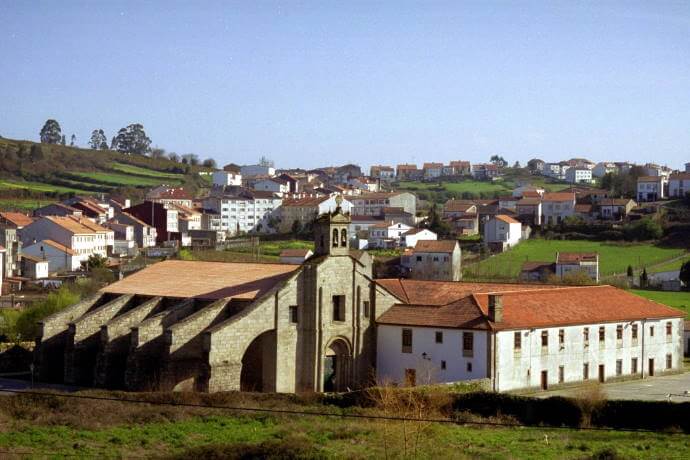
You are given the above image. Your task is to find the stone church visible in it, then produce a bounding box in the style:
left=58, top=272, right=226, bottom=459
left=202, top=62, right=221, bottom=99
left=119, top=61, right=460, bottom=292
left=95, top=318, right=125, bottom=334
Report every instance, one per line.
left=35, top=202, right=401, bottom=393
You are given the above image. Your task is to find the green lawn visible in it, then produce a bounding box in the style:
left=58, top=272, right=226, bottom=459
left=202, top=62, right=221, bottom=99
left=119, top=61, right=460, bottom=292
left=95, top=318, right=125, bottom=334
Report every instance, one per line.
left=0, top=179, right=91, bottom=194
left=0, top=198, right=53, bottom=211
left=110, top=162, right=186, bottom=180
left=398, top=177, right=573, bottom=196
left=1, top=412, right=688, bottom=458
left=70, top=171, right=173, bottom=187
left=649, top=253, right=690, bottom=273
left=629, top=290, right=690, bottom=317
left=464, top=239, right=685, bottom=280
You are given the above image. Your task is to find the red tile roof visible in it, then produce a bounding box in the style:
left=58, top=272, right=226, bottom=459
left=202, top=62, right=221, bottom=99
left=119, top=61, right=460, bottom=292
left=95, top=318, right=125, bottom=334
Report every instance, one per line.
left=39, top=239, right=77, bottom=256
left=413, top=240, right=458, bottom=253
left=542, top=192, right=576, bottom=202
left=443, top=200, right=475, bottom=213
left=0, top=212, right=34, bottom=227
left=495, top=215, right=521, bottom=224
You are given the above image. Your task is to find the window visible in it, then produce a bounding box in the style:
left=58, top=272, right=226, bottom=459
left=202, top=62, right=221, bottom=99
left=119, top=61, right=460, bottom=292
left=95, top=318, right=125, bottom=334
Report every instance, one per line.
left=514, top=332, right=521, bottom=351
left=616, top=360, right=622, bottom=376
left=435, top=331, right=443, bottom=344
left=332, top=295, right=345, bottom=321
left=631, top=358, right=638, bottom=374
left=404, top=368, right=416, bottom=386
left=558, top=366, right=564, bottom=383
left=632, top=324, right=638, bottom=340
left=666, top=322, right=672, bottom=338
left=558, top=329, right=565, bottom=349
left=583, top=363, right=589, bottom=380
left=289, top=306, right=298, bottom=323
left=666, top=353, right=673, bottom=370
left=583, top=327, right=589, bottom=346
left=416, top=256, right=422, bottom=262
left=332, top=228, right=339, bottom=247
left=363, top=301, right=370, bottom=319
left=463, top=332, right=474, bottom=357
left=650, top=326, right=654, bottom=337
left=616, top=325, right=623, bottom=340
left=466, top=362, right=472, bottom=373
left=340, top=228, right=347, bottom=246
left=541, top=330, right=548, bottom=348
left=402, top=329, right=413, bottom=353
left=599, top=326, right=605, bottom=344
left=441, top=360, right=446, bottom=370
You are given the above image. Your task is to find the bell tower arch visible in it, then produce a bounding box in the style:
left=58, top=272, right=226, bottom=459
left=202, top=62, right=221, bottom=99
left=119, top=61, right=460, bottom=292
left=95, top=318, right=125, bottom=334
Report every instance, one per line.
left=313, top=195, right=351, bottom=257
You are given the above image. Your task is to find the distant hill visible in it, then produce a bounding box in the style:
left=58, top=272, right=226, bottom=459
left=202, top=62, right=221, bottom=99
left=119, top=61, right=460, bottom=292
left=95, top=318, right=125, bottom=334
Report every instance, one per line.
left=0, top=137, right=211, bottom=208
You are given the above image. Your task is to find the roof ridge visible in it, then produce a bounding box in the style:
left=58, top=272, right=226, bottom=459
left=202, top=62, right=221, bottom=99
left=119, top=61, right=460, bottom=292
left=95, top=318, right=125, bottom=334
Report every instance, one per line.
left=480, top=285, right=609, bottom=295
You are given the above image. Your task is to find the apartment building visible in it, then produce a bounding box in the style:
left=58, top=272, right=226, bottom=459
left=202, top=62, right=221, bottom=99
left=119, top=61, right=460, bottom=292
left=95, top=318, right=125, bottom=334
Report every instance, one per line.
left=350, top=192, right=416, bottom=217
left=396, top=164, right=422, bottom=180
left=0, top=212, right=33, bottom=278
left=669, top=173, right=690, bottom=198
left=204, top=188, right=282, bottom=235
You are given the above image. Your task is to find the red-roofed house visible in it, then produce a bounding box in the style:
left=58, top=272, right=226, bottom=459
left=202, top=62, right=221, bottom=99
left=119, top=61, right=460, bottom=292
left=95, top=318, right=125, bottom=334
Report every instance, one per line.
left=556, top=252, right=599, bottom=282
left=401, top=240, right=461, bottom=281
left=541, top=192, right=576, bottom=226
left=375, top=281, right=685, bottom=391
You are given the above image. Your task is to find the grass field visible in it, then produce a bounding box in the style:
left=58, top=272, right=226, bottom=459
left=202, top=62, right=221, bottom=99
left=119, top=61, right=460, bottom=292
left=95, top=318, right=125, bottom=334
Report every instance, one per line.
left=110, top=162, right=186, bottom=180
left=649, top=253, right=690, bottom=273
left=397, top=176, right=573, bottom=197
left=464, top=240, right=685, bottom=280
left=0, top=391, right=688, bottom=458
left=629, top=290, right=690, bottom=317
left=0, top=198, right=53, bottom=211
left=0, top=179, right=91, bottom=194
left=70, top=171, right=173, bottom=187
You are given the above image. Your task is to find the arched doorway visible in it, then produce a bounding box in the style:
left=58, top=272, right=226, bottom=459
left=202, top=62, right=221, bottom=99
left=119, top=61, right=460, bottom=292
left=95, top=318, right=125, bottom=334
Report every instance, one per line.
left=240, top=330, right=276, bottom=392
left=323, top=338, right=352, bottom=392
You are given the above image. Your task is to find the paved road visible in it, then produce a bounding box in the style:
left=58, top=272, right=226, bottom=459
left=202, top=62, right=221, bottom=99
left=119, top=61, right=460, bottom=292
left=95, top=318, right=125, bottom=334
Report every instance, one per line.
left=532, top=372, right=690, bottom=402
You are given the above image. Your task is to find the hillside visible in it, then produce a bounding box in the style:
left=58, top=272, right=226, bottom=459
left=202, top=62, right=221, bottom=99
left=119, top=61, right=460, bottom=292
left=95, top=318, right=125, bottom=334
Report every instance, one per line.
left=0, top=137, right=211, bottom=209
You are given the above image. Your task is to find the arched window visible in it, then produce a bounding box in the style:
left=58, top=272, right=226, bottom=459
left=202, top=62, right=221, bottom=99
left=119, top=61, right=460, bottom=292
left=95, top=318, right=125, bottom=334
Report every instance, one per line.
left=332, top=228, right=339, bottom=247
left=320, top=234, right=325, bottom=249
left=340, top=228, right=347, bottom=247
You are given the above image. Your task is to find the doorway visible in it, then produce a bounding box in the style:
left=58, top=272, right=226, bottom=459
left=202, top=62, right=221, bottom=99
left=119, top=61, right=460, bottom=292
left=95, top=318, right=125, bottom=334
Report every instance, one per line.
left=598, top=364, right=605, bottom=383
left=540, top=370, right=548, bottom=390
left=648, top=358, right=655, bottom=377
left=323, top=338, right=351, bottom=392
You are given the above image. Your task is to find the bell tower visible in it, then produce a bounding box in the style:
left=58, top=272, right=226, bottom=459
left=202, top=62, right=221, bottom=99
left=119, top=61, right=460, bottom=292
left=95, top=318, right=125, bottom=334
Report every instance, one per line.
left=313, top=195, right=351, bottom=257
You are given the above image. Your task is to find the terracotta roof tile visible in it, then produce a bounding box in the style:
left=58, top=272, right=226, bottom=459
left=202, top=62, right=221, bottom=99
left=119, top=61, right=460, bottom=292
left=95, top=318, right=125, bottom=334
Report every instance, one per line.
left=556, top=252, right=598, bottom=263
left=40, top=239, right=76, bottom=255
left=102, top=260, right=299, bottom=300
left=495, top=215, right=520, bottom=224
left=0, top=212, right=34, bottom=227
left=542, top=192, right=576, bottom=202
left=413, top=240, right=458, bottom=253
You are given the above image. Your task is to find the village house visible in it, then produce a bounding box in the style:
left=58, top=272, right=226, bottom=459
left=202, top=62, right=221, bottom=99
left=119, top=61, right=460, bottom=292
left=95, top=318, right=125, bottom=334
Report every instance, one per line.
left=541, top=192, right=576, bottom=226
left=423, top=162, right=444, bottom=179
left=22, top=239, right=81, bottom=272
left=592, top=162, right=617, bottom=178
left=34, top=202, right=82, bottom=219
left=240, top=164, right=276, bottom=178
left=637, top=176, right=667, bottom=202
left=104, top=221, right=137, bottom=257
left=442, top=201, right=479, bottom=235
left=369, top=165, right=395, bottom=182
left=402, top=228, right=437, bottom=248
left=111, top=212, right=157, bottom=249
left=471, top=163, right=499, bottom=180
left=124, top=201, right=180, bottom=244
left=21, top=254, right=49, bottom=280
left=565, top=167, right=593, bottom=184
left=376, top=282, right=684, bottom=391
left=279, top=195, right=351, bottom=233
left=279, top=248, right=314, bottom=265
left=368, top=221, right=413, bottom=249
left=484, top=215, right=522, bottom=251
left=212, top=164, right=242, bottom=187
left=512, top=185, right=544, bottom=198
left=668, top=173, right=690, bottom=199
left=401, top=240, right=461, bottom=281
left=556, top=252, right=599, bottom=282
left=396, top=164, right=422, bottom=181
left=146, top=186, right=194, bottom=209
left=0, top=212, right=34, bottom=278
left=598, top=198, right=637, bottom=220
left=253, top=177, right=290, bottom=195
left=350, top=192, right=416, bottom=217
left=515, top=198, right=542, bottom=226
left=444, top=160, right=471, bottom=176
left=519, top=261, right=556, bottom=282
left=65, top=197, right=111, bottom=223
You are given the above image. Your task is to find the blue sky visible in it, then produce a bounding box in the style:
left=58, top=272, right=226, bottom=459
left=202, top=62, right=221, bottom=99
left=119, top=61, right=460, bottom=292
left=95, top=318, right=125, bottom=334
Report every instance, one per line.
left=1, top=1, right=688, bottom=169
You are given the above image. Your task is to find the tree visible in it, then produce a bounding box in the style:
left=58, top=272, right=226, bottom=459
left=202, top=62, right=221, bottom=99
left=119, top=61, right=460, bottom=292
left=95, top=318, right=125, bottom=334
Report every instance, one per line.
left=111, top=123, right=152, bottom=155
left=639, top=268, right=649, bottom=288
left=150, top=148, right=166, bottom=159
left=202, top=158, right=217, bottom=168
left=60, top=135, right=66, bottom=145
left=40, top=119, right=62, bottom=144
left=512, top=161, right=521, bottom=169
left=624, top=218, right=662, bottom=241
left=181, top=153, right=199, bottom=165
left=679, top=261, right=690, bottom=290
left=70, top=134, right=76, bottom=146
left=87, top=253, right=107, bottom=270
left=626, top=265, right=634, bottom=278
left=427, top=203, right=452, bottom=238
left=168, top=152, right=180, bottom=163
left=527, top=159, right=543, bottom=172
left=89, top=129, right=107, bottom=150
left=490, top=155, right=507, bottom=168
left=291, top=219, right=303, bottom=235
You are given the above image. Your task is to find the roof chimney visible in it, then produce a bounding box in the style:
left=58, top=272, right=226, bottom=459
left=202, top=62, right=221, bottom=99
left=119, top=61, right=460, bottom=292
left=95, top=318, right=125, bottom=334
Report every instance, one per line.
left=488, top=294, right=503, bottom=323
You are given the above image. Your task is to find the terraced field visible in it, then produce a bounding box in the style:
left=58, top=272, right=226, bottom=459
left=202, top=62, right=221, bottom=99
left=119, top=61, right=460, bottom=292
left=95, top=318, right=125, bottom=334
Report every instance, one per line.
left=69, top=171, right=171, bottom=187
left=109, top=162, right=185, bottom=180
left=0, top=179, right=92, bottom=194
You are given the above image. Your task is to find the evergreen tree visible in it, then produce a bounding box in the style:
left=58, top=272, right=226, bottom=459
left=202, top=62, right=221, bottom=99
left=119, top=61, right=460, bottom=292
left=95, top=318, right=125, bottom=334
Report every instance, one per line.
left=89, top=129, right=107, bottom=149
left=640, top=268, right=648, bottom=288
left=626, top=265, right=634, bottom=278
left=60, top=135, right=66, bottom=145
left=70, top=134, right=76, bottom=146
left=111, top=123, right=151, bottom=155
left=39, top=119, right=62, bottom=144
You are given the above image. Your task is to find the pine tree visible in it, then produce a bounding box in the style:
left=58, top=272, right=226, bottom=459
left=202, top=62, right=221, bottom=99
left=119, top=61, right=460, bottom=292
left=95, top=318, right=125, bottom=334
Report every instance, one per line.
left=70, top=134, right=76, bottom=146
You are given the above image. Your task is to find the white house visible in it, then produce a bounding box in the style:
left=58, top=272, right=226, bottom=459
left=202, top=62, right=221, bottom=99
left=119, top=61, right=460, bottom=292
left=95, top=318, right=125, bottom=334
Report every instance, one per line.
left=565, top=167, right=593, bottom=184
left=279, top=248, right=314, bottom=264
left=402, top=228, right=437, bottom=248
left=370, top=165, right=395, bottom=181
left=423, top=163, right=444, bottom=179
left=541, top=192, right=576, bottom=226
left=350, top=192, right=416, bottom=217
left=21, top=254, right=49, bottom=279
left=205, top=188, right=282, bottom=235
left=254, top=178, right=290, bottom=195
left=556, top=252, right=599, bottom=282
left=668, top=173, right=690, bottom=198
left=592, top=162, right=617, bottom=178
left=544, top=163, right=562, bottom=179
left=22, top=239, right=81, bottom=272
left=512, top=185, right=544, bottom=198
left=212, top=168, right=242, bottom=187
left=368, top=221, right=413, bottom=248
left=637, top=176, right=667, bottom=202
left=376, top=282, right=684, bottom=391
left=20, top=216, right=113, bottom=266
left=483, top=215, right=522, bottom=250
left=241, top=164, right=276, bottom=178
left=401, top=240, right=461, bottom=281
